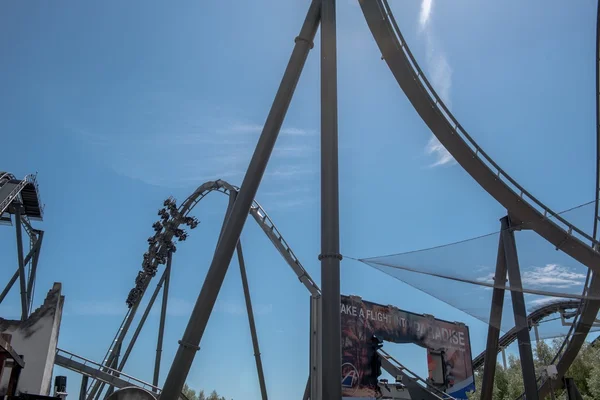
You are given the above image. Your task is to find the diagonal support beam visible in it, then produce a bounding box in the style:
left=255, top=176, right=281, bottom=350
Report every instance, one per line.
left=237, top=240, right=268, bottom=400
left=480, top=232, right=507, bottom=400
left=14, top=204, right=28, bottom=320
left=0, top=231, right=43, bottom=305
left=159, top=1, right=321, bottom=397
left=27, top=230, right=44, bottom=309
left=501, top=216, right=539, bottom=400
left=153, top=251, right=172, bottom=390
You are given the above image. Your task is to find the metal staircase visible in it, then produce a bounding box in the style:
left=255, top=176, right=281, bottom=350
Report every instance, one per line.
left=377, top=349, right=457, bottom=400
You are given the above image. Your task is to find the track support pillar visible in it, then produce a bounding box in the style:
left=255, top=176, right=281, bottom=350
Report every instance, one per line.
left=320, top=0, right=341, bottom=398
left=154, top=252, right=172, bottom=390
left=14, top=204, right=28, bottom=320
left=79, top=375, right=89, bottom=400
left=480, top=231, right=508, bottom=400
left=501, top=216, right=539, bottom=400
left=310, top=295, right=322, bottom=400
left=237, top=240, right=268, bottom=400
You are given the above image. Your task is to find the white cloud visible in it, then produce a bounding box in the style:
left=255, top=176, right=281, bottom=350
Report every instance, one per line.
left=528, top=296, right=571, bottom=309
left=72, top=119, right=316, bottom=188
left=229, top=123, right=315, bottom=137
left=417, top=0, right=456, bottom=168
left=425, top=136, right=455, bottom=167
left=476, top=264, right=586, bottom=292
left=419, top=0, right=433, bottom=30
left=522, top=264, right=586, bottom=289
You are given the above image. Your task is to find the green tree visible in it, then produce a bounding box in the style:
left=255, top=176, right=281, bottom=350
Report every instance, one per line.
left=182, top=383, right=198, bottom=400
left=182, top=384, right=225, bottom=400
left=467, top=339, right=600, bottom=400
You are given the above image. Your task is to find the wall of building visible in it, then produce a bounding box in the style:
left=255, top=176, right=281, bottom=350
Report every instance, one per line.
left=0, top=282, right=64, bottom=396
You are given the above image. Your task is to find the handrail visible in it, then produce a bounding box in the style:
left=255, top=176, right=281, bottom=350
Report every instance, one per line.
left=378, top=348, right=455, bottom=400
left=377, top=0, right=596, bottom=247
left=0, top=175, right=30, bottom=216
left=56, top=348, right=161, bottom=393
left=358, top=1, right=600, bottom=397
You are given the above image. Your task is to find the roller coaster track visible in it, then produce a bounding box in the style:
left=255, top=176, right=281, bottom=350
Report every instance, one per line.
left=471, top=300, right=581, bottom=370
left=86, top=179, right=321, bottom=399
left=358, top=0, right=600, bottom=397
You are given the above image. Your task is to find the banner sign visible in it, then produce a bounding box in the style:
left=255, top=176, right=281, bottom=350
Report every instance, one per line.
left=341, top=295, right=475, bottom=399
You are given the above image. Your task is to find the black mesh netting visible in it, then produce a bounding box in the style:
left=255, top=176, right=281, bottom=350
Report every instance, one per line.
left=359, top=201, right=600, bottom=340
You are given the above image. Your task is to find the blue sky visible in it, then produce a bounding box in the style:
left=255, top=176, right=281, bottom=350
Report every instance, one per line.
left=1, top=0, right=599, bottom=398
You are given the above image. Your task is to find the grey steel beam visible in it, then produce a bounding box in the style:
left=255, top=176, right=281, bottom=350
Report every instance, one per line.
left=0, top=270, right=18, bottom=304
left=159, top=1, right=321, bottom=398
left=309, top=295, right=322, bottom=400
left=501, top=216, right=539, bottom=400
left=14, top=205, right=28, bottom=320
left=56, top=354, right=134, bottom=392
left=480, top=231, right=507, bottom=400
left=26, top=230, right=44, bottom=310
left=80, top=375, right=89, bottom=400
left=237, top=241, right=268, bottom=400
left=153, top=252, right=172, bottom=391
left=320, top=0, right=341, bottom=398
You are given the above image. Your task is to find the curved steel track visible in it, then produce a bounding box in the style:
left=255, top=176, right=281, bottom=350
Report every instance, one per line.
left=357, top=0, right=600, bottom=397
left=471, top=300, right=581, bottom=370
left=87, top=179, right=320, bottom=399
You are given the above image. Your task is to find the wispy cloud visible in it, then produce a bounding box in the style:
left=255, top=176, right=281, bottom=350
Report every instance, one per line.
left=522, top=264, right=586, bottom=289
left=425, top=137, right=456, bottom=168
left=419, top=0, right=433, bottom=31
left=476, top=264, right=586, bottom=291
left=71, top=118, right=316, bottom=188
left=528, top=296, right=572, bottom=309
left=229, top=123, right=316, bottom=137
left=417, top=0, right=455, bottom=168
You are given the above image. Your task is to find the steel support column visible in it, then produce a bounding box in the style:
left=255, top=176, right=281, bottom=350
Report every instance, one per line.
left=26, top=230, right=44, bottom=310
left=14, top=204, right=28, bottom=320
left=501, top=216, right=539, bottom=400
left=237, top=241, right=268, bottom=400
left=480, top=232, right=507, bottom=400
left=160, top=1, right=321, bottom=397
left=79, top=375, right=89, bottom=400
left=154, top=252, right=172, bottom=391
left=320, top=0, right=341, bottom=398
left=310, top=295, right=322, bottom=400
left=104, top=342, right=122, bottom=398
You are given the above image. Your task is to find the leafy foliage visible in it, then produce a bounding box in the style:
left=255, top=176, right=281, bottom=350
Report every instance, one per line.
left=182, top=383, right=227, bottom=400
left=467, top=338, right=600, bottom=400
